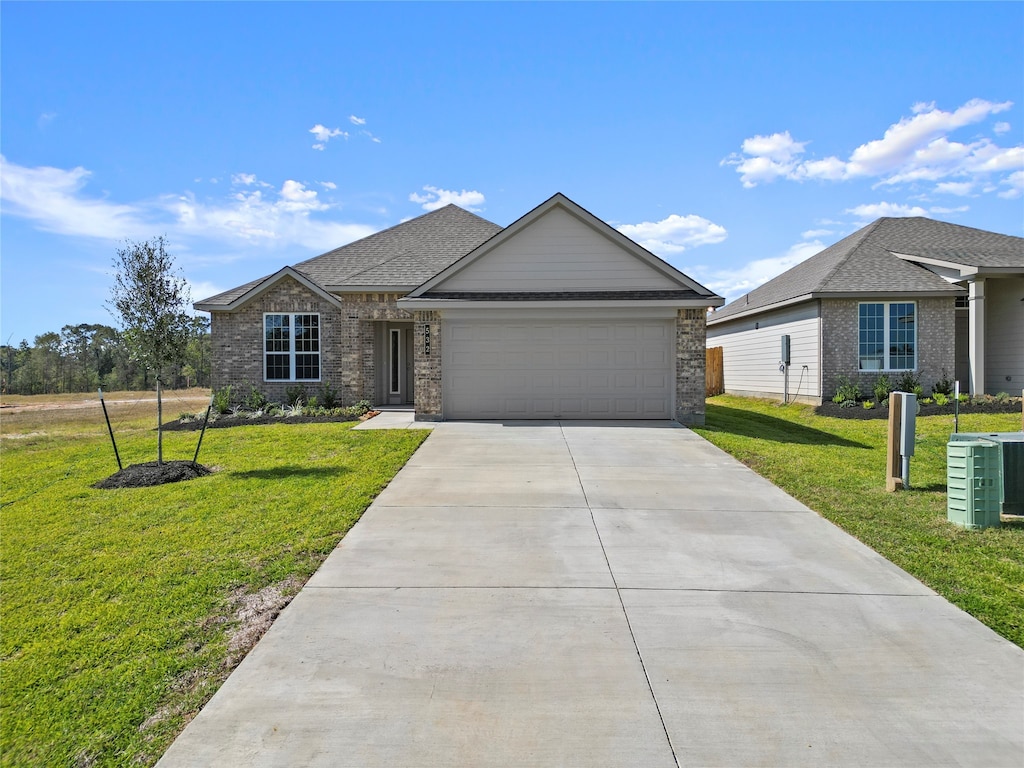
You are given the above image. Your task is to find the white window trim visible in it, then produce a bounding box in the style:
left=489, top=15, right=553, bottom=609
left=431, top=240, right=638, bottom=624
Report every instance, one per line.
left=263, top=312, right=322, bottom=382
left=858, top=301, right=917, bottom=372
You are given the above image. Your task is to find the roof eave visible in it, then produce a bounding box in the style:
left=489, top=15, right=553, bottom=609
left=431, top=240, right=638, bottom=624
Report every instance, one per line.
left=398, top=297, right=723, bottom=311
left=194, top=267, right=344, bottom=312
left=707, top=286, right=965, bottom=326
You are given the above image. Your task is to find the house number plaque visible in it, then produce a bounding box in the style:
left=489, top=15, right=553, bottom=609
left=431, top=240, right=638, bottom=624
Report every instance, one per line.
left=424, top=326, right=431, bottom=354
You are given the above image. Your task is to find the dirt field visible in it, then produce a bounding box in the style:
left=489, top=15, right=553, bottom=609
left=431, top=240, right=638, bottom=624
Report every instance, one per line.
left=0, top=389, right=212, bottom=436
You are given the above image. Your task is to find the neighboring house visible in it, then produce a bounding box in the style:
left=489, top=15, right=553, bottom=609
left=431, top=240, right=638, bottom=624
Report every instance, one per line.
left=706, top=217, right=1024, bottom=404
left=196, top=193, right=724, bottom=424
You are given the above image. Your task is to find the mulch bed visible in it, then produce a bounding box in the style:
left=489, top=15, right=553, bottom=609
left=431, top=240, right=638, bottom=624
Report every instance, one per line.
left=160, top=411, right=379, bottom=431
left=815, top=398, right=1023, bottom=420
left=93, top=460, right=212, bottom=489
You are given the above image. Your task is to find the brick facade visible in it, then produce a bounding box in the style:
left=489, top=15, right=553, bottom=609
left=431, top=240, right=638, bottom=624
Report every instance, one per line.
left=209, top=277, right=709, bottom=422
left=208, top=277, right=410, bottom=406
left=675, top=308, right=707, bottom=425
left=820, top=297, right=955, bottom=401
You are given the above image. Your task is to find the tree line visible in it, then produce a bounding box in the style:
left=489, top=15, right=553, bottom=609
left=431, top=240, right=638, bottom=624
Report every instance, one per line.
left=1, top=318, right=210, bottom=395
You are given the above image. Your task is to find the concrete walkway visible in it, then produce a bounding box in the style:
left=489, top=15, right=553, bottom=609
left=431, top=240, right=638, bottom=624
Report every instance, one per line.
left=158, top=421, right=1024, bottom=767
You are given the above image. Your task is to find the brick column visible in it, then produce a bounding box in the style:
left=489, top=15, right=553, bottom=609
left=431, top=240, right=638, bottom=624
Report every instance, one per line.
left=414, top=311, right=443, bottom=421
left=675, top=308, right=707, bottom=426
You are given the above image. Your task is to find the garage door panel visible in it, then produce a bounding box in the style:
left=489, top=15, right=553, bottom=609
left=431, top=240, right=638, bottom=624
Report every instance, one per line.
left=444, top=319, right=673, bottom=419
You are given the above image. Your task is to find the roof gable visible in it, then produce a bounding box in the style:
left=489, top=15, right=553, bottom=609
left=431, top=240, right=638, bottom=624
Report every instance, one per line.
left=408, top=193, right=718, bottom=298
left=194, top=267, right=344, bottom=312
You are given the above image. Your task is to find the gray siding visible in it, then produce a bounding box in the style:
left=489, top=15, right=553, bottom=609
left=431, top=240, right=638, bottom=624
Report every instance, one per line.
left=985, top=277, right=1024, bottom=395
left=440, top=207, right=680, bottom=292
left=707, top=302, right=821, bottom=403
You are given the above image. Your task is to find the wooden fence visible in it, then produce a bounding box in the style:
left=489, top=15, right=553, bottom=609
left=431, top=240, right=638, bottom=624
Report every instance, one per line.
left=706, top=347, right=724, bottom=397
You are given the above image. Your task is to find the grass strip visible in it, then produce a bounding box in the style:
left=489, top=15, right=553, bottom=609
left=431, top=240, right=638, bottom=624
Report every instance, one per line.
left=694, top=395, right=1023, bottom=649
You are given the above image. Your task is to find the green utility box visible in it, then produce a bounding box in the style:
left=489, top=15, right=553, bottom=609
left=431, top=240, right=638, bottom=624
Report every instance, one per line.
left=947, top=439, right=1001, bottom=529
left=949, top=432, right=1024, bottom=516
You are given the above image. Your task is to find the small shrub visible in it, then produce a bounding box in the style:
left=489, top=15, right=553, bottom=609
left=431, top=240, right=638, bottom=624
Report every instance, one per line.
left=862, top=401, right=875, bottom=410
left=893, top=371, right=920, bottom=395
left=872, top=374, right=892, bottom=404
left=933, top=392, right=949, bottom=406
left=958, top=393, right=970, bottom=403
left=995, top=392, right=1010, bottom=403
left=920, top=397, right=934, bottom=405
left=244, top=385, right=270, bottom=411
left=932, top=370, right=954, bottom=396
left=212, top=386, right=232, bottom=414
left=285, top=385, right=307, bottom=407
left=229, top=405, right=244, bottom=418
left=832, top=375, right=861, bottom=405
left=178, top=413, right=196, bottom=423
left=839, top=399, right=857, bottom=408
left=306, top=395, right=319, bottom=409
left=283, top=403, right=303, bottom=417
left=317, top=381, right=339, bottom=409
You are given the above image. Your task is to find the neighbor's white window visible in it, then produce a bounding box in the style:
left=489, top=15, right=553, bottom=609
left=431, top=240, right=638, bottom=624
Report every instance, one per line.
left=264, top=313, right=320, bottom=381
left=858, top=302, right=915, bottom=371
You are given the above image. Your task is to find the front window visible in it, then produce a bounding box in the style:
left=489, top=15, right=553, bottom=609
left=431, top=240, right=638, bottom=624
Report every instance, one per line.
left=858, top=302, right=915, bottom=371
left=265, top=313, right=320, bottom=381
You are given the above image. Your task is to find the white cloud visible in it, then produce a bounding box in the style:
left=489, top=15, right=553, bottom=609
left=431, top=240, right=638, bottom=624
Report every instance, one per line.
left=801, top=228, right=833, bottom=238
left=0, top=154, right=146, bottom=239
left=617, top=214, right=727, bottom=255
left=37, top=112, right=57, bottom=128
left=846, top=202, right=929, bottom=219
left=695, top=240, right=824, bottom=304
left=725, top=99, right=1022, bottom=197
left=409, top=185, right=485, bottom=212
left=934, top=181, right=974, bottom=196
left=846, top=99, right=1011, bottom=178
left=929, top=205, right=970, bottom=214
left=349, top=115, right=366, bottom=126
left=186, top=279, right=227, bottom=304
left=721, top=131, right=805, bottom=187
left=998, top=170, right=1024, bottom=199
left=309, top=124, right=348, bottom=150
left=0, top=155, right=379, bottom=254
left=319, top=181, right=337, bottom=190
left=994, top=121, right=1011, bottom=134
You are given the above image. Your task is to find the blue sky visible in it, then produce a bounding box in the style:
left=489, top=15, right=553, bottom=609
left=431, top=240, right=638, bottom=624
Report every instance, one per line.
left=2, top=1, right=1022, bottom=345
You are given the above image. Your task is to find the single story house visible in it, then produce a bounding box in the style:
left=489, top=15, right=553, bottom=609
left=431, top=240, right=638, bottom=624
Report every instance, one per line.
left=706, top=217, right=1024, bottom=404
left=196, top=193, right=724, bottom=424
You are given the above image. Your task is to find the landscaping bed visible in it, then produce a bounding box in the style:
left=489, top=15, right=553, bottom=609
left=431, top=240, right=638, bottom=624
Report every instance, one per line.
left=161, top=411, right=378, bottom=431
left=815, top=396, right=1022, bottom=420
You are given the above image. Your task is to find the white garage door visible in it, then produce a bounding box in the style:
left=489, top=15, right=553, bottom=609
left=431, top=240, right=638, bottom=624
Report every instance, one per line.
left=443, top=319, right=674, bottom=419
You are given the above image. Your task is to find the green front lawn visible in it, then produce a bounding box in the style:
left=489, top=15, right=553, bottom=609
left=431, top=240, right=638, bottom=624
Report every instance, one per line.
left=695, top=395, right=1024, bottom=648
left=1, top=411, right=427, bottom=767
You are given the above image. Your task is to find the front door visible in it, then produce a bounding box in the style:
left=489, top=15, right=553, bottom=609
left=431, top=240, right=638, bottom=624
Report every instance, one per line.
left=385, top=324, right=414, bottom=405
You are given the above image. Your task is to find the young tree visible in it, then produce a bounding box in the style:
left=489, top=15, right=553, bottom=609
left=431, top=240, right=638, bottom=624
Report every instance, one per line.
left=108, top=236, right=194, bottom=464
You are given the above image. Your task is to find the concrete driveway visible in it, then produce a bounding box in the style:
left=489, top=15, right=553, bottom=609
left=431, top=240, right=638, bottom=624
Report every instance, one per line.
left=158, top=421, right=1024, bottom=767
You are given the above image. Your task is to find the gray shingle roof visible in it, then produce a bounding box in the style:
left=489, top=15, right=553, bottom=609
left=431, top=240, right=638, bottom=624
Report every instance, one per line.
left=196, top=205, right=502, bottom=308
left=708, top=217, right=1023, bottom=324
